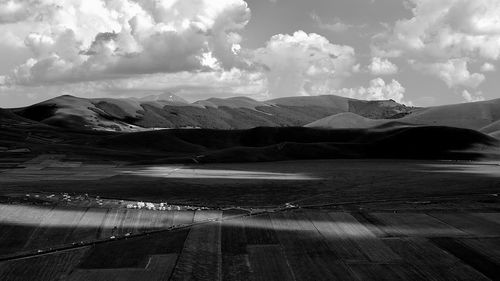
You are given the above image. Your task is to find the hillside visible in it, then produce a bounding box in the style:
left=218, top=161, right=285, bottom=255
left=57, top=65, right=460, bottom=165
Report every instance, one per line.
left=305, top=112, right=393, bottom=129
left=94, top=126, right=497, bottom=163
left=10, top=94, right=415, bottom=131
left=480, top=120, right=500, bottom=134
left=399, top=99, right=500, bottom=129
left=307, top=98, right=500, bottom=131
left=489, top=131, right=500, bottom=139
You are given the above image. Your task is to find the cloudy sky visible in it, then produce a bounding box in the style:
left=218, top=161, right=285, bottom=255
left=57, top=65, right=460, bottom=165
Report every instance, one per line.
left=0, top=0, right=499, bottom=107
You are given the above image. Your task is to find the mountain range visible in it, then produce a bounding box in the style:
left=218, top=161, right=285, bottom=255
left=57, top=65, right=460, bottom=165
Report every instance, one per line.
left=307, top=98, right=500, bottom=137
left=5, top=93, right=500, bottom=139
left=8, top=94, right=415, bottom=131
left=1, top=93, right=498, bottom=163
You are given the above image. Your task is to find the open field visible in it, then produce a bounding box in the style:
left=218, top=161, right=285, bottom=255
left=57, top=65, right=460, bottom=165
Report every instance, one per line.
left=0, top=209, right=499, bottom=280
left=1, top=156, right=499, bottom=280
left=0, top=203, right=197, bottom=257
left=1, top=156, right=499, bottom=208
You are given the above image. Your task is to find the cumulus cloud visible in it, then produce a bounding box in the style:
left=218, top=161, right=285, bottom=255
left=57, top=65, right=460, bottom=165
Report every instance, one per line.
left=105, top=68, right=267, bottom=100
left=480, top=62, right=496, bottom=72
left=310, top=12, right=352, bottom=33
left=0, top=2, right=365, bottom=102
left=335, top=78, right=407, bottom=103
left=2, top=0, right=251, bottom=85
left=373, top=0, right=500, bottom=60
left=462, top=90, right=485, bottom=102
left=253, top=31, right=357, bottom=98
left=0, top=0, right=43, bottom=23
left=0, top=68, right=269, bottom=106
left=411, top=58, right=485, bottom=89
left=368, top=57, right=398, bottom=75
left=372, top=0, right=499, bottom=98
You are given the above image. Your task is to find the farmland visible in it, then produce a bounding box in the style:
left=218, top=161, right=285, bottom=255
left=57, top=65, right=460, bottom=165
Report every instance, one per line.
left=0, top=155, right=499, bottom=280
left=0, top=208, right=499, bottom=280
left=0, top=203, right=197, bottom=257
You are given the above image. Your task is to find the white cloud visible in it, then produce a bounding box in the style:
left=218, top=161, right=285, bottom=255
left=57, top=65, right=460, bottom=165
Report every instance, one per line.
left=2, top=0, right=252, bottom=85
left=372, top=0, right=500, bottom=99
left=462, top=90, right=485, bottom=102
left=310, top=12, right=352, bottom=33
left=253, top=31, right=357, bottom=98
left=1, top=29, right=361, bottom=101
left=411, top=58, right=485, bottom=89
left=0, top=0, right=31, bottom=23
left=480, top=62, right=496, bottom=72
left=0, top=68, right=268, bottom=106
left=373, top=0, right=500, bottom=61
left=335, top=78, right=407, bottom=103
left=368, top=57, right=398, bottom=75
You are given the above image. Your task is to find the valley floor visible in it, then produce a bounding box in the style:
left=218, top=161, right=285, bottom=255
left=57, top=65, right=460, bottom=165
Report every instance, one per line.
left=0, top=155, right=499, bottom=280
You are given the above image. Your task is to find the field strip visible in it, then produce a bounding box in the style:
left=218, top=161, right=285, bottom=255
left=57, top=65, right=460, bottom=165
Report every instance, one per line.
left=296, top=192, right=500, bottom=209
left=0, top=207, right=281, bottom=263
left=429, top=238, right=495, bottom=281
left=169, top=210, right=222, bottom=281
left=371, top=213, right=467, bottom=237
left=429, top=213, right=500, bottom=237
left=327, top=212, right=401, bottom=262
left=1, top=197, right=499, bottom=270
left=270, top=212, right=356, bottom=280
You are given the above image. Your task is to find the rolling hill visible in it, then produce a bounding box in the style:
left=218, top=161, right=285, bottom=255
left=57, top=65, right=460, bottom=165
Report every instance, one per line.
left=480, top=120, right=500, bottom=134
left=307, top=98, right=500, bottom=133
left=399, top=99, right=500, bottom=129
left=1, top=102, right=497, bottom=163
left=8, top=94, right=415, bottom=131
left=305, top=112, right=395, bottom=129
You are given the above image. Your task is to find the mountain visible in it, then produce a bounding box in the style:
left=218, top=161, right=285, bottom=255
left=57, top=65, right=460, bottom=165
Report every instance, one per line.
left=137, top=93, right=189, bottom=104
left=2, top=100, right=498, bottom=163
left=10, top=94, right=416, bottom=131
left=1, top=115, right=495, bottom=162
left=307, top=98, right=500, bottom=132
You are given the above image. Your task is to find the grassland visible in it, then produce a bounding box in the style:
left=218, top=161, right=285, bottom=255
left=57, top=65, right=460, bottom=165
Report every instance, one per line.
left=2, top=156, right=499, bottom=208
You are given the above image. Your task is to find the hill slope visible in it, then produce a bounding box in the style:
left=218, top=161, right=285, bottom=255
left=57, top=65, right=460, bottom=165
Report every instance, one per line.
left=307, top=98, right=500, bottom=131
left=11, top=94, right=415, bottom=131
left=1, top=106, right=497, bottom=163
left=399, top=99, right=500, bottom=129
left=480, top=120, right=500, bottom=134
left=94, top=126, right=497, bottom=163
left=305, top=112, right=393, bottom=129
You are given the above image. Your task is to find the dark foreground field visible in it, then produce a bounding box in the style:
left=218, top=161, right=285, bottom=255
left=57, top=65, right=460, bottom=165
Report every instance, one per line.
left=0, top=206, right=500, bottom=281
left=0, top=155, right=500, bottom=280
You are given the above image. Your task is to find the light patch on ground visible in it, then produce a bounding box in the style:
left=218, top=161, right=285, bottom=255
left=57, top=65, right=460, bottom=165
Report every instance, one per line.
left=120, top=166, right=321, bottom=180
left=418, top=162, right=500, bottom=178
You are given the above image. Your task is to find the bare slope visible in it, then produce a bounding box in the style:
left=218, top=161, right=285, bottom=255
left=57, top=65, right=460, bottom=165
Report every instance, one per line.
left=399, top=98, right=500, bottom=130
left=307, top=98, right=500, bottom=131
left=12, top=94, right=415, bottom=131
left=0, top=107, right=497, bottom=163
left=480, top=120, right=500, bottom=134
left=305, top=112, right=391, bottom=129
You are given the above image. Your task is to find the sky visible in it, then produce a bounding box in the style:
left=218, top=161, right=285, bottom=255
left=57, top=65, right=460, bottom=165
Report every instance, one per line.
left=0, top=0, right=499, bottom=108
